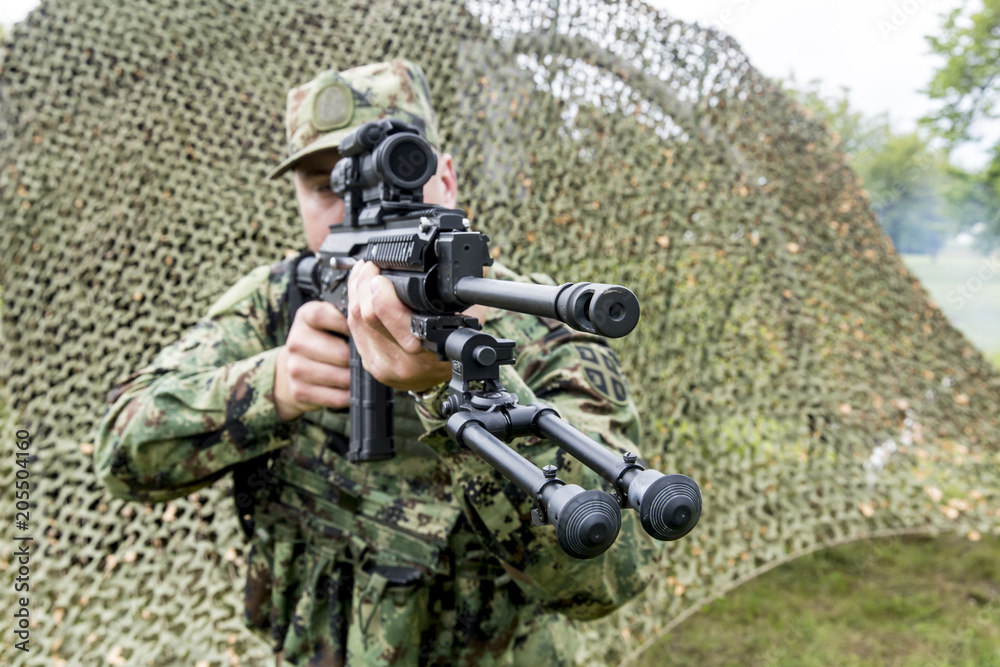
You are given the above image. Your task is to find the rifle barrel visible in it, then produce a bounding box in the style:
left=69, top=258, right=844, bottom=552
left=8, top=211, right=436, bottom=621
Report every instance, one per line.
left=453, top=277, right=640, bottom=338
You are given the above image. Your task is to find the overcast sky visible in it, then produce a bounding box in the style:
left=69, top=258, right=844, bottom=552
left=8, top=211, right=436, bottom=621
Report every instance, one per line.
left=0, top=0, right=35, bottom=27
left=2, top=0, right=991, bottom=167
left=649, top=0, right=993, bottom=168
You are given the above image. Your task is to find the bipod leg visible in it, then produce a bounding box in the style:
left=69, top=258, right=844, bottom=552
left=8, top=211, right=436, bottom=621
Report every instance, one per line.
left=447, top=414, right=621, bottom=559
left=415, top=317, right=624, bottom=559
left=529, top=404, right=701, bottom=541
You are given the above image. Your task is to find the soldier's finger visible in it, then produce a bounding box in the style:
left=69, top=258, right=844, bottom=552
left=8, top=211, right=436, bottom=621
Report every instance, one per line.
left=350, top=261, right=381, bottom=327
left=286, top=325, right=350, bottom=367
left=346, top=260, right=372, bottom=325
left=286, top=354, right=352, bottom=390
left=358, top=270, right=392, bottom=336
left=346, top=260, right=360, bottom=321
left=462, top=303, right=490, bottom=326
left=298, top=301, right=348, bottom=336
left=289, top=382, right=351, bottom=411
left=369, top=275, right=422, bottom=354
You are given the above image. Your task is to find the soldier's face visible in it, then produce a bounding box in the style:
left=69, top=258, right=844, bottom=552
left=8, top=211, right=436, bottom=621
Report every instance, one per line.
left=294, top=149, right=458, bottom=253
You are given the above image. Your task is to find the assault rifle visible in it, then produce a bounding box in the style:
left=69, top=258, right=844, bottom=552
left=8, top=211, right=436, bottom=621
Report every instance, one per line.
left=295, top=119, right=701, bottom=558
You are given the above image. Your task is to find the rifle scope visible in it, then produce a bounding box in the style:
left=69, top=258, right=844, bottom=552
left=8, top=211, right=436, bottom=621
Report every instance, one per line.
left=330, top=119, right=438, bottom=203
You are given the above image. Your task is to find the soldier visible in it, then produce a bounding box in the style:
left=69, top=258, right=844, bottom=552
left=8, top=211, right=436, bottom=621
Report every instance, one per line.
left=95, top=59, right=659, bottom=666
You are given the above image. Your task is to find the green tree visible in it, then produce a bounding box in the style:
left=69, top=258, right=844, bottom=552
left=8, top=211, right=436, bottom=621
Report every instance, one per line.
left=792, top=81, right=888, bottom=156
left=790, top=80, right=957, bottom=255
left=924, top=0, right=1000, bottom=249
left=858, top=132, right=953, bottom=256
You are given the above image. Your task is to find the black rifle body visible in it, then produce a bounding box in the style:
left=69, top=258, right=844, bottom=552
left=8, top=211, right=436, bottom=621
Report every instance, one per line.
left=296, top=206, right=641, bottom=461
left=289, top=119, right=699, bottom=558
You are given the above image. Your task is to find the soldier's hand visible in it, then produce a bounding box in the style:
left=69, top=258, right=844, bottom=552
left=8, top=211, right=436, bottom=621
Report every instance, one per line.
left=274, top=300, right=351, bottom=420
left=347, top=260, right=488, bottom=392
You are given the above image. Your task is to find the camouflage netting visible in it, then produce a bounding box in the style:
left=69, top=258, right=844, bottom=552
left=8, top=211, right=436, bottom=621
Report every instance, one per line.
left=1, top=0, right=998, bottom=664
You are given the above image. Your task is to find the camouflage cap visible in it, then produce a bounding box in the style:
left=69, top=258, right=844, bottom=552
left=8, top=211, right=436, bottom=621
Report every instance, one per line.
left=267, top=59, right=440, bottom=179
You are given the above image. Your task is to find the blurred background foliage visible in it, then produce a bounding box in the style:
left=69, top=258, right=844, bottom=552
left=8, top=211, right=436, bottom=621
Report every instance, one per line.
left=924, top=0, right=1000, bottom=253
left=785, top=0, right=1000, bottom=258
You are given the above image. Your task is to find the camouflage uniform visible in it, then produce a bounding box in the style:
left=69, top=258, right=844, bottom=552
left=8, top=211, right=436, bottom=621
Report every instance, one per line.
left=94, top=60, right=660, bottom=666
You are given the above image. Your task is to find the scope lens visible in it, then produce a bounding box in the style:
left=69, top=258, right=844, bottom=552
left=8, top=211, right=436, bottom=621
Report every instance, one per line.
left=389, top=141, right=426, bottom=178
left=376, top=134, right=437, bottom=190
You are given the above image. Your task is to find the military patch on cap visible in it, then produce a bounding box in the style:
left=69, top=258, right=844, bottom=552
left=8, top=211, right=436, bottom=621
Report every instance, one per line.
left=575, top=344, right=631, bottom=406
left=268, top=59, right=441, bottom=180
left=313, top=82, right=354, bottom=132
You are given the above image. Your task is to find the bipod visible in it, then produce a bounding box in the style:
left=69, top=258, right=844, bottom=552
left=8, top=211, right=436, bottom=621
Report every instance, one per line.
left=413, top=315, right=702, bottom=559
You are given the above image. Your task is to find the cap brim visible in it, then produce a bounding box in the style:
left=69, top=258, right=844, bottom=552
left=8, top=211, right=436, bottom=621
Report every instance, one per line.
left=266, top=128, right=352, bottom=180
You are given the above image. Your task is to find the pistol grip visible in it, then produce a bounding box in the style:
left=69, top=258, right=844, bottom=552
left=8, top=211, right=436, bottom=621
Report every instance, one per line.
left=348, top=338, right=395, bottom=462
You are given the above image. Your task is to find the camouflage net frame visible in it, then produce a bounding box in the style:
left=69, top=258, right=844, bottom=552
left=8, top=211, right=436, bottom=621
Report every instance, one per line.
left=2, top=0, right=999, bottom=664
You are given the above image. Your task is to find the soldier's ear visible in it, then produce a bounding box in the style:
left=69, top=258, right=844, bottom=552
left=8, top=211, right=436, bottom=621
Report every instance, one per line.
left=436, top=152, right=458, bottom=209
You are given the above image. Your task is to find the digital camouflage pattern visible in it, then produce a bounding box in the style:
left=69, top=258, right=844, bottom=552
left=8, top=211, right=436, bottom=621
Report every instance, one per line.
left=3, top=0, right=1000, bottom=664
left=268, top=59, right=441, bottom=179
left=95, top=259, right=660, bottom=665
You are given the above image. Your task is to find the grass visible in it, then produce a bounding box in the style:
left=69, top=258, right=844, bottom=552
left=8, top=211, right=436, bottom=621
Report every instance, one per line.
left=901, top=246, right=1000, bottom=364
left=636, top=535, right=1000, bottom=667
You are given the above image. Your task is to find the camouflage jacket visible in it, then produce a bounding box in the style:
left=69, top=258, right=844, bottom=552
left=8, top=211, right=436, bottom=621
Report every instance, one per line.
left=95, top=258, right=660, bottom=666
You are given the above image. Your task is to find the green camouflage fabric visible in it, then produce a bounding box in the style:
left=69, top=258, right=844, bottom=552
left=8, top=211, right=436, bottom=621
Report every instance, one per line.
left=5, top=0, right=1000, bottom=664
left=268, top=59, right=441, bottom=179
left=94, top=259, right=660, bottom=665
